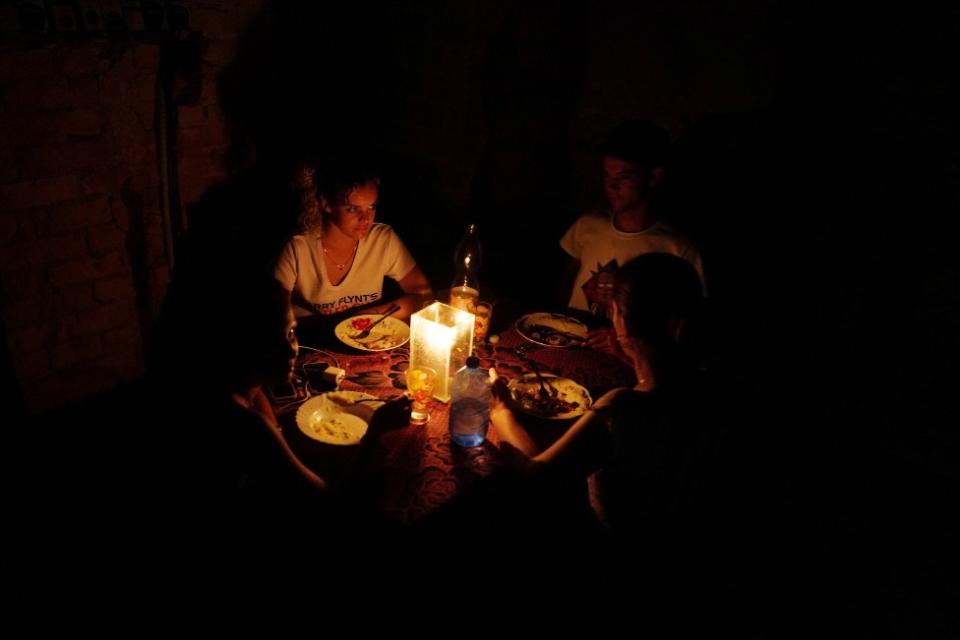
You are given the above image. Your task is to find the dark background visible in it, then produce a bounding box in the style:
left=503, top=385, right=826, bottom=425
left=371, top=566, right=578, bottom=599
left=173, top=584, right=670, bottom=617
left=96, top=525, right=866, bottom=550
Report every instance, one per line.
left=2, top=0, right=957, bottom=630
left=210, top=0, right=959, bottom=486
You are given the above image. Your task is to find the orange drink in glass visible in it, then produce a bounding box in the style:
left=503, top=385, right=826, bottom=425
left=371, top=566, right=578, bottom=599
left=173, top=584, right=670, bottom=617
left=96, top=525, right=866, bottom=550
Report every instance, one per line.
left=407, top=365, right=437, bottom=425
left=473, top=301, right=493, bottom=343
left=449, top=286, right=478, bottom=313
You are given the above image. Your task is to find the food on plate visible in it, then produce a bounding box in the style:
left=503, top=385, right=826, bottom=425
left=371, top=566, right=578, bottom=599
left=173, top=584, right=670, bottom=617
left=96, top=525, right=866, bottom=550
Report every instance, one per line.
left=512, top=381, right=584, bottom=418
left=313, top=416, right=355, bottom=442
left=358, top=332, right=405, bottom=350
left=335, top=315, right=409, bottom=351
left=297, top=392, right=380, bottom=445
left=350, top=317, right=373, bottom=332
left=517, top=313, right=588, bottom=348
left=311, top=413, right=365, bottom=443
left=524, top=324, right=583, bottom=347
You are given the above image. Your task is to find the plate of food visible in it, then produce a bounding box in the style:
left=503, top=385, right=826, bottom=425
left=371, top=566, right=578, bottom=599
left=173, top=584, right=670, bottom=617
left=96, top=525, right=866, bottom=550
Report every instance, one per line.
left=507, top=373, right=592, bottom=420
left=515, top=312, right=588, bottom=348
left=295, top=390, right=385, bottom=445
left=334, top=315, right=410, bottom=351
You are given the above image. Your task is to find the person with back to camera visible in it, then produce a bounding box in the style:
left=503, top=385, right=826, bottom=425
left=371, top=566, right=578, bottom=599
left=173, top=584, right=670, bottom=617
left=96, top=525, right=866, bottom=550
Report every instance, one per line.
left=560, top=120, right=706, bottom=360
left=146, top=271, right=419, bottom=594
left=274, top=157, right=433, bottom=341
left=165, top=274, right=329, bottom=511
left=491, top=253, right=714, bottom=555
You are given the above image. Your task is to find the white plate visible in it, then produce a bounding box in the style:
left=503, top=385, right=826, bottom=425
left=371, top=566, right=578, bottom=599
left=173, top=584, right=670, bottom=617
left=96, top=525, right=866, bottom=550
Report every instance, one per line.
left=334, top=315, right=410, bottom=351
left=507, top=373, right=592, bottom=420
left=515, top=312, right=588, bottom=348
left=295, top=391, right=385, bottom=445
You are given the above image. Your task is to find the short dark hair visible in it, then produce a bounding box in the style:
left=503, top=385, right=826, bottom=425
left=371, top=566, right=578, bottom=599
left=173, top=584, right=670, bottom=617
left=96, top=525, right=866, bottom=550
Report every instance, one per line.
left=596, top=120, right=670, bottom=168
left=613, top=253, right=702, bottom=341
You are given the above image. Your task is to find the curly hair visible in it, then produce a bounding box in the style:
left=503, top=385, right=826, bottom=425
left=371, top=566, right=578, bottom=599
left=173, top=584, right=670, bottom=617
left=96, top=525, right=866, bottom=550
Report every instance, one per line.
left=292, top=163, right=323, bottom=234
left=292, top=158, right=381, bottom=235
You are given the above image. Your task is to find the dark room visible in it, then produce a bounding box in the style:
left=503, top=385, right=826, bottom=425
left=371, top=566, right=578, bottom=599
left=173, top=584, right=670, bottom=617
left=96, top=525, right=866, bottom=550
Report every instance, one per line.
left=1, top=0, right=957, bottom=632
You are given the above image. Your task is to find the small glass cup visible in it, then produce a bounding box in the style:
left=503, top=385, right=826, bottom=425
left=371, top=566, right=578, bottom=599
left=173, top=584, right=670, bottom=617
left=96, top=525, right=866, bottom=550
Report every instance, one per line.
left=406, top=365, right=437, bottom=425
left=473, top=300, right=493, bottom=344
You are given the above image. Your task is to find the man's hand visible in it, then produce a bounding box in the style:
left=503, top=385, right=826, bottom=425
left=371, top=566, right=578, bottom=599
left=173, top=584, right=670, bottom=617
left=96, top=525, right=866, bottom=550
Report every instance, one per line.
left=585, top=326, right=633, bottom=365
left=584, top=326, right=617, bottom=352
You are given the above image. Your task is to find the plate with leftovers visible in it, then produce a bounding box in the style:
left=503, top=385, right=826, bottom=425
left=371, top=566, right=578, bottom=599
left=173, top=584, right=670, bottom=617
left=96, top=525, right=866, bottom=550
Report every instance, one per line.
left=295, top=390, right=385, bottom=445
left=334, top=315, right=410, bottom=351
left=515, top=312, right=588, bottom=348
left=507, top=373, right=592, bottom=420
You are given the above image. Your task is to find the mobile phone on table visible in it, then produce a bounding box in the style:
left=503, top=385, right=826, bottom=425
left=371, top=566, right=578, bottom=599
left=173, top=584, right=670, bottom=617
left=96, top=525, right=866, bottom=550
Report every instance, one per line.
left=302, top=362, right=332, bottom=391
left=267, top=379, right=307, bottom=403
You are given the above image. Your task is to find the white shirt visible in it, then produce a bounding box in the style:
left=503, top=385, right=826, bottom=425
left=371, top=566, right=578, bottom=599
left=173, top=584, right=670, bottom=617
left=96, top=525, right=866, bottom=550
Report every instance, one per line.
left=560, top=212, right=705, bottom=312
left=274, top=223, right=417, bottom=317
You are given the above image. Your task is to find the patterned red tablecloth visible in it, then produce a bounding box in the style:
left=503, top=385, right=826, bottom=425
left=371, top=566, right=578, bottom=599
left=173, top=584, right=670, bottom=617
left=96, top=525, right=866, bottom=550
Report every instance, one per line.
left=273, top=326, right=634, bottom=525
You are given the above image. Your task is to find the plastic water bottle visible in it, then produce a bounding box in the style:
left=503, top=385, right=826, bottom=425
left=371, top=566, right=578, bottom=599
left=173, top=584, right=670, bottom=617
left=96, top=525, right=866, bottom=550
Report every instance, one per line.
left=449, top=355, right=491, bottom=447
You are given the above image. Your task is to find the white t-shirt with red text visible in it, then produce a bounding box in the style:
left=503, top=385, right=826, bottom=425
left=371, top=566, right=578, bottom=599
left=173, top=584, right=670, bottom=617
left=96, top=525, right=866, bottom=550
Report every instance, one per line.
left=274, top=223, right=417, bottom=317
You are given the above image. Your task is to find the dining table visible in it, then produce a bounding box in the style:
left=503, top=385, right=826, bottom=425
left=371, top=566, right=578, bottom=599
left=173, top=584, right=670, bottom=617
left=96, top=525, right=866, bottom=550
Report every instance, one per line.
left=271, top=308, right=636, bottom=527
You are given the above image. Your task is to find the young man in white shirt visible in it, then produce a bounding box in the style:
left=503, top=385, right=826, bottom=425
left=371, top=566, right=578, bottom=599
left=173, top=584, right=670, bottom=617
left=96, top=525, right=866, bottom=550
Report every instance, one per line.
left=560, top=120, right=705, bottom=354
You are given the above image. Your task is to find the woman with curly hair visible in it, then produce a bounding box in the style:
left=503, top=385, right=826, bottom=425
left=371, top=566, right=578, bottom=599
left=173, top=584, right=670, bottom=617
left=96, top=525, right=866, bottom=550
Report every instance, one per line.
left=274, top=157, right=433, bottom=326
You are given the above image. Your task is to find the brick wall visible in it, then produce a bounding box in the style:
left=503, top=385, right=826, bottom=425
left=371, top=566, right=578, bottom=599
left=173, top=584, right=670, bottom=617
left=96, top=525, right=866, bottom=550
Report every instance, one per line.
left=1, top=1, right=263, bottom=413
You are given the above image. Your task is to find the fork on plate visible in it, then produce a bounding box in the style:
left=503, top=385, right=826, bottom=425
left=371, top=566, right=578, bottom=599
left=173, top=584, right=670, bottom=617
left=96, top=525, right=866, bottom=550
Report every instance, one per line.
left=352, top=303, right=401, bottom=341
left=526, top=359, right=552, bottom=400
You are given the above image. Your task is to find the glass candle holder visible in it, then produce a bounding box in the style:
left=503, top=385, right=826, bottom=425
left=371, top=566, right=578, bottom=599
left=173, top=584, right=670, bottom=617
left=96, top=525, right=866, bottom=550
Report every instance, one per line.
left=409, top=301, right=474, bottom=402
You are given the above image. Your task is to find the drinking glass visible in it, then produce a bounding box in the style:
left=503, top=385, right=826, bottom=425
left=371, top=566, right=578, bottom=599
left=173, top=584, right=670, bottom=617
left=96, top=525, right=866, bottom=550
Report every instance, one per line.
left=448, top=286, right=478, bottom=313
left=473, top=300, right=493, bottom=343
left=406, top=365, right=437, bottom=425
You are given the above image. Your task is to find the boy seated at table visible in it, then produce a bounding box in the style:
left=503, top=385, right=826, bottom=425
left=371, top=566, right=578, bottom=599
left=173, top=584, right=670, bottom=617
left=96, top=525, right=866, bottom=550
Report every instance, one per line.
left=559, top=120, right=705, bottom=357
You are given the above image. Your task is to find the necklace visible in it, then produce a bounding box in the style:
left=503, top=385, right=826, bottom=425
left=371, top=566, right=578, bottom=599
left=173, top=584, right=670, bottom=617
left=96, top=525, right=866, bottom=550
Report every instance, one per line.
left=322, top=240, right=358, bottom=271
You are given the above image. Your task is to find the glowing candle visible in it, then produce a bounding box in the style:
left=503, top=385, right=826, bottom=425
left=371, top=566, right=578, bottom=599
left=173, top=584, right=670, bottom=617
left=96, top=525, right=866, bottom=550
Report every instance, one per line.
left=409, top=301, right=474, bottom=402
